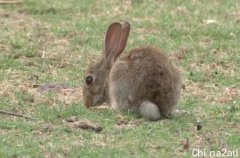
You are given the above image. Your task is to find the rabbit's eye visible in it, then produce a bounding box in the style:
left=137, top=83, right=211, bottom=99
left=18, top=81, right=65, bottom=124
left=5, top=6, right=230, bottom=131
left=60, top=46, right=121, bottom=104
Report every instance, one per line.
left=85, top=76, right=93, bottom=85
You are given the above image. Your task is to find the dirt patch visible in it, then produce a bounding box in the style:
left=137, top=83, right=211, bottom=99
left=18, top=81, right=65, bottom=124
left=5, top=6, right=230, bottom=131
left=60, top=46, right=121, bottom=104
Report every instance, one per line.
left=64, top=116, right=102, bottom=133
left=214, top=86, right=240, bottom=104
left=0, top=71, right=83, bottom=108
left=115, top=115, right=142, bottom=129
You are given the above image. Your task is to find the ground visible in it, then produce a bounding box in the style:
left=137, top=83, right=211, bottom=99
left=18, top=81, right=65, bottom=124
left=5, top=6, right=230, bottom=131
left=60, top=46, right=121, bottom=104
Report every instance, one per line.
left=0, top=0, right=239, bottom=157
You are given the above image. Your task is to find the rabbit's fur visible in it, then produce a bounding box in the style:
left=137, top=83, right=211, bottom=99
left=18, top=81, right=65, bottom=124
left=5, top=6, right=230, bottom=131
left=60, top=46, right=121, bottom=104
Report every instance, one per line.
left=83, top=22, right=182, bottom=120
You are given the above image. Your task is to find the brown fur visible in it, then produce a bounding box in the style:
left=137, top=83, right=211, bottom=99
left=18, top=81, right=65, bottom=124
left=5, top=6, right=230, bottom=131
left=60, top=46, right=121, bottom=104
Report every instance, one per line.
left=109, top=46, right=182, bottom=116
left=83, top=22, right=182, bottom=119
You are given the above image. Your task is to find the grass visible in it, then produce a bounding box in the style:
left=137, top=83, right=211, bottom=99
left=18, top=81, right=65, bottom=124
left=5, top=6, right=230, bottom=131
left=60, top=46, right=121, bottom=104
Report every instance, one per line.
left=0, top=0, right=239, bottom=157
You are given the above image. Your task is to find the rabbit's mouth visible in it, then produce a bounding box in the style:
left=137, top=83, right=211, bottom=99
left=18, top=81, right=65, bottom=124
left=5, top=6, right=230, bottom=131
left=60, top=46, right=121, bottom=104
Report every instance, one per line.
left=92, top=94, right=106, bottom=107
left=84, top=93, right=106, bottom=108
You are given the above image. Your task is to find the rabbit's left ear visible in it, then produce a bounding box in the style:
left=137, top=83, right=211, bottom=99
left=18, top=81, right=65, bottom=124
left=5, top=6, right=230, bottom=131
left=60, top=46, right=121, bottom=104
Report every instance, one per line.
left=104, top=22, right=130, bottom=60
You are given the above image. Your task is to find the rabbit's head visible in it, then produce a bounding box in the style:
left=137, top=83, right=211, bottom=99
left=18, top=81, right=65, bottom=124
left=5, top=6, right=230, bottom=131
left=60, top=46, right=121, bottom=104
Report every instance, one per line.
left=83, top=22, right=130, bottom=108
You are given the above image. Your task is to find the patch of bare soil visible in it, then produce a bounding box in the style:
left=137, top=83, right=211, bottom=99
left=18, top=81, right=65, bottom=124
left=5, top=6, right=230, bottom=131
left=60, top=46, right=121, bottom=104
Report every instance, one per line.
left=64, top=116, right=102, bottom=133
left=214, top=86, right=240, bottom=104
left=115, top=115, right=141, bottom=129
left=0, top=72, right=83, bottom=108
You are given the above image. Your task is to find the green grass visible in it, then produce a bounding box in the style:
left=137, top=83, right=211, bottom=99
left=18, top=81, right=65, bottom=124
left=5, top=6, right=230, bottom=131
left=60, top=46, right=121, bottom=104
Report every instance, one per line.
left=0, top=0, right=239, bottom=157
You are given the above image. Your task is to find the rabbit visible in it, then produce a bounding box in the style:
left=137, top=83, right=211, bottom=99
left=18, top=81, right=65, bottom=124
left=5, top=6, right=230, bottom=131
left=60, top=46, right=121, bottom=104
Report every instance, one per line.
left=83, top=21, right=182, bottom=121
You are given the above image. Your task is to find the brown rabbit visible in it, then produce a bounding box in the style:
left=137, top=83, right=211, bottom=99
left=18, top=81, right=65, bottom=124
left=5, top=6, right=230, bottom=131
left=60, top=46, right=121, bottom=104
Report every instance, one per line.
left=83, top=22, right=182, bottom=120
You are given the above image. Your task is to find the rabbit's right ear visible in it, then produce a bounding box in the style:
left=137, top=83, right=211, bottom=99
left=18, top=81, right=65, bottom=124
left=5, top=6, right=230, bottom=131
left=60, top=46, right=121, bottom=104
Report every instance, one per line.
left=116, top=22, right=130, bottom=58
left=105, top=22, right=122, bottom=59
left=105, top=22, right=130, bottom=60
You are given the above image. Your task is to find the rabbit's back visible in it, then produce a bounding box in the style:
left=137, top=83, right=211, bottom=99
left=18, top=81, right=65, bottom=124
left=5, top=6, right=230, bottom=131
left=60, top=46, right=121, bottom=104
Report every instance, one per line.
left=109, top=46, right=182, bottom=116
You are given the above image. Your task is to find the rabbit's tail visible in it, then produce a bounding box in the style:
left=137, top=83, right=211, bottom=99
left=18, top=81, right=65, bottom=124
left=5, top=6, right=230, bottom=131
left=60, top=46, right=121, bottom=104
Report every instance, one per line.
left=139, top=101, right=161, bottom=121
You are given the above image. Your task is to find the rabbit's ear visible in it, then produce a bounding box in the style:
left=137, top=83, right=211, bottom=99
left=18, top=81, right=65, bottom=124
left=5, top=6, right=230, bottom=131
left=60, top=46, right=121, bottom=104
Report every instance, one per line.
left=115, top=22, right=130, bottom=58
left=105, top=22, right=130, bottom=60
left=105, top=22, right=122, bottom=59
